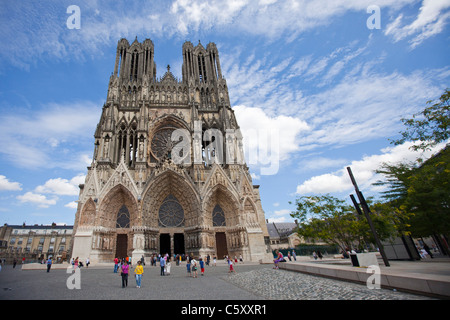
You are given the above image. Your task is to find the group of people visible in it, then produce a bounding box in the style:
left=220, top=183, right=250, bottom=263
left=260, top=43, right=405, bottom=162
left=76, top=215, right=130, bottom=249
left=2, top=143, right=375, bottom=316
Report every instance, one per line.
left=113, top=252, right=234, bottom=287
left=272, top=250, right=299, bottom=269
left=116, top=258, right=144, bottom=288
left=70, top=257, right=90, bottom=268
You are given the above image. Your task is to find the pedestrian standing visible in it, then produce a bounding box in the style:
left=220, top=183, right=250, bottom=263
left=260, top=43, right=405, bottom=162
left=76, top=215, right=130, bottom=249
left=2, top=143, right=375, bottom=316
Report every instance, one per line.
left=239, top=254, right=243, bottom=264
left=199, top=257, right=205, bottom=276
left=287, top=251, right=292, bottom=261
left=134, top=261, right=144, bottom=288
left=186, top=255, right=191, bottom=277
left=46, top=257, right=52, bottom=272
left=166, top=260, right=171, bottom=275
left=13, top=258, right=17, bottom=268
left=292, top=250, right=297, bottom=261
left=119, top=261, right=129, bottom=287
left=213, top=256, right=217, bottom=266
left=86, top=257, right=90, bottom=268
left=160, top=255, right=165, bottom=276
left=191, top=258, right=198, bottom=278
left=114, top=257, right=119, bottom=273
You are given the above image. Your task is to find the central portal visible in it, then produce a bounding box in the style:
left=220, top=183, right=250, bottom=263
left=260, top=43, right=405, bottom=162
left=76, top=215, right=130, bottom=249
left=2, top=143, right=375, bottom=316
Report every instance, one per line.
left=160, top=234, right=171, bottom=257
left=174, top=233, right=185, bottom=255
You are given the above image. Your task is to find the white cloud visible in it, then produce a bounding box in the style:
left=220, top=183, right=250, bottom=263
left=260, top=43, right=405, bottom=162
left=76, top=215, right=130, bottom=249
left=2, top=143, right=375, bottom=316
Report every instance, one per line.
left=0, top=175, right=22, bottom=191
left=233, top=105, right=309, bottom=174
left=385, top=0, right=450, bottom=48
left=64, top=201, right=78, bottom=209
left=296, top=68, right=448, bottom=150
left=16, top=192, right=58, bottom=208
left=299, top=157, right=349, bottom=171
left=296, top=141, right=447, bottom=195
left=35, top=174, right=85, bottom=196
left=267, top=216, right=289, bottom=223
left=274, top=209, right=291, bottom=216
left=0, top=101, right=100, bottom=170
left=0, top=0, right=420, bottom=68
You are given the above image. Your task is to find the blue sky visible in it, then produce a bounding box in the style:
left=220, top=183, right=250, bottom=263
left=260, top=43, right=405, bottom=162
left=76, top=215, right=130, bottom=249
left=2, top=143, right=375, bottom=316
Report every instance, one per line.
left=0, top=0, right=449, bottom=226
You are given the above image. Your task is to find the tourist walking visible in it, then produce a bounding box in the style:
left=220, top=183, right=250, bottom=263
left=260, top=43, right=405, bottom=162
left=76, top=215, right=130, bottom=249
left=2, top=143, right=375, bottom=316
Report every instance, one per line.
left=114, top=257, right=119, bottom=273
left=46, top=257, right=52, bottom=272
left=292, top=250, right=297, bottom=261
left=227, top=257, right=236, bottom=274
left=160, top=255, right=166, bottom=276
left=119, top=261, right=129, bottom=287
left=134, top=260, right=144, bottom=288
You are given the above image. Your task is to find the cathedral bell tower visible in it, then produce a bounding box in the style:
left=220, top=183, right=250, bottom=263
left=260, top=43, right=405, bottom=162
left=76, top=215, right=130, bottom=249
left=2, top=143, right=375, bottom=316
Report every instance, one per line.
left=70, top=37, right=272, bottom=264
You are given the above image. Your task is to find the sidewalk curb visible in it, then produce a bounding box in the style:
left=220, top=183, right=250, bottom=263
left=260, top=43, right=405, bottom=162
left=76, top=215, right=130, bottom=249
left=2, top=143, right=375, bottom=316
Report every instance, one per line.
left=278, top=261, right=450, bottom=299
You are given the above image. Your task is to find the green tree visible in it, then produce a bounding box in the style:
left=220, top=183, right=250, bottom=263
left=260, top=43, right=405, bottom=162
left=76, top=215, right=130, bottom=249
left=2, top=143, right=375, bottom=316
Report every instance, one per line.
left=375, top=88, right=450, bottom=252
left=290, top=194, right=396, bottom=252
left=392, top=89, right=450, bottom=151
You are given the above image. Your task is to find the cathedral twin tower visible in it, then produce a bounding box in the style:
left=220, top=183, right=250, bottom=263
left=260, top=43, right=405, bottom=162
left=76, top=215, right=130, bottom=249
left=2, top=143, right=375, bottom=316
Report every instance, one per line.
left=71, top=37, right=272, bottom=263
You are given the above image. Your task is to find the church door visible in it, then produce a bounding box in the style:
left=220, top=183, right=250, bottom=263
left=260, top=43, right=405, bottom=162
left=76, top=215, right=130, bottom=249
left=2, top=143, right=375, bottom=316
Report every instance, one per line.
left=215, top=232, right=228, bottom=259
left=116, top=234, right=128, bottom=259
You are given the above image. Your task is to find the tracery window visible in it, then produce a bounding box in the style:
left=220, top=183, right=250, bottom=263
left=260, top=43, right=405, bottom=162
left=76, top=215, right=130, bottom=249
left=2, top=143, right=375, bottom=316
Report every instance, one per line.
left=116, top=205, right=130, bottom=228
left=158, top=194, right=184, bottom=227
left=212, top=204, right=226, bottom=227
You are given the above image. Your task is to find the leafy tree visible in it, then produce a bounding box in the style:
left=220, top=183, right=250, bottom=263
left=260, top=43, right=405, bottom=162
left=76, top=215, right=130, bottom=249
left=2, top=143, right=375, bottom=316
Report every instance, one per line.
left=375, top=88, right=450, bottom=253
left=290, top=194, right=397, bottom=252
left=392, top=89, right=450, bottom=151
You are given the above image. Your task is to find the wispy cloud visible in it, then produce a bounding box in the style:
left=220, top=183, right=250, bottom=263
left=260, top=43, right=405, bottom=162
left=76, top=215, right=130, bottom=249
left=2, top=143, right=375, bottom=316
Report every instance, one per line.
left=0, top=101, right=100, bottom=170
left=0, top=0, right=429, bottom=69
left=385, top=0, right=450, bottom=48
left=296, top=141, right=447, bottom=195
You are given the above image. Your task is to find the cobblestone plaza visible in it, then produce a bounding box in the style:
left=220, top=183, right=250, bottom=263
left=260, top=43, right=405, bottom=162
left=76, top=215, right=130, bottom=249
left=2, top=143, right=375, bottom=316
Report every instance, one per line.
left=0, top=261, right=432, bottom=300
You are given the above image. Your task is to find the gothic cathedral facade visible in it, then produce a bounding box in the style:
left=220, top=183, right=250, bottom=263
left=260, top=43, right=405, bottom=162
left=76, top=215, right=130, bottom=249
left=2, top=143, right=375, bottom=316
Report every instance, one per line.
left=70, top=37, right=272, bottom=263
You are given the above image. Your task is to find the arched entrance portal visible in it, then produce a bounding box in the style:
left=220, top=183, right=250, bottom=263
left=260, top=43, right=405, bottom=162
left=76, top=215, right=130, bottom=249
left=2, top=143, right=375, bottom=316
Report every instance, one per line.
left=174, top=233, right=185, bottom=255
left=116, top=234, right=128, bottom=258
left=215, top=232, right=228, bottom=259
left=160, top=234, right=171, bottom=257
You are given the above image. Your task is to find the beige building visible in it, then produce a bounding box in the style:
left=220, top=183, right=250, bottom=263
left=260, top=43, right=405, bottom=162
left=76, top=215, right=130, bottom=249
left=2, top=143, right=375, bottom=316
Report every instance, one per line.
left=70, top=38, right=273, bottom=264
left=0, top=223, right=73, bottom=262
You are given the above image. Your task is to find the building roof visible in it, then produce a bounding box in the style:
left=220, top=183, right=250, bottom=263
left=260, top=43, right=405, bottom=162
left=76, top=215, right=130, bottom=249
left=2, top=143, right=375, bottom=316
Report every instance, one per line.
left=2, top=223, right=73, bottom=230
left=266, top=222, right=298, bottom=238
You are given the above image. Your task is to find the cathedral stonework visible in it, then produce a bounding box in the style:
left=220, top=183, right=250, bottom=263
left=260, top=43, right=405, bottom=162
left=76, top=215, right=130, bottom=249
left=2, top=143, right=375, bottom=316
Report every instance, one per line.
left=70, top=37, right=272, bottom=263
